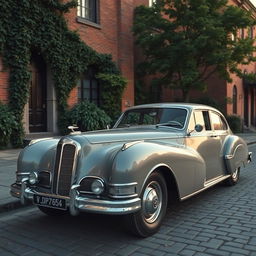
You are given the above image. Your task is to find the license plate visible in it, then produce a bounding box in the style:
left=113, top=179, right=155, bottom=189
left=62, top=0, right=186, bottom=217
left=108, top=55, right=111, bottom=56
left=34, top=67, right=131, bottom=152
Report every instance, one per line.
left=33, top=195, right=67, bottom=210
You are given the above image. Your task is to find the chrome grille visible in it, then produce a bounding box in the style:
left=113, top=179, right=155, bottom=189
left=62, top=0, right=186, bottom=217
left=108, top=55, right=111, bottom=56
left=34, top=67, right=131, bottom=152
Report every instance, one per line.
left=53, top=141, right=76, bottom=196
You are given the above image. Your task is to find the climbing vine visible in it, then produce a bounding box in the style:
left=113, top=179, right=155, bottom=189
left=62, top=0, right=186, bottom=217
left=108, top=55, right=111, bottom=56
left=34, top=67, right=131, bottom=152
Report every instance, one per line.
left=0, top=0, right=126, bottom=146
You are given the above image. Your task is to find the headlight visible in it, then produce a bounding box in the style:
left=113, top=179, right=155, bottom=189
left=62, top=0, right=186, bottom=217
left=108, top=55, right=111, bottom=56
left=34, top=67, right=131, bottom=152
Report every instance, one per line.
left=28, top=171, right=38, bottom=185
left=91, top=179, right=105, bottom=195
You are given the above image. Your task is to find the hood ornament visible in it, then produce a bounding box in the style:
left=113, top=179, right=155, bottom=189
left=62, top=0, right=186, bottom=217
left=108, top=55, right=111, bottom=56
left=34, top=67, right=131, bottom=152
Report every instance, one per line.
left=68, top=125, right=81, bottom=134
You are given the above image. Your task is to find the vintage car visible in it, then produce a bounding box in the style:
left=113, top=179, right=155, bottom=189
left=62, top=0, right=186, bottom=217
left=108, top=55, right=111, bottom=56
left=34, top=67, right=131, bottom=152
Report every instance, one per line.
left=11, top=103, right=252, bottom=237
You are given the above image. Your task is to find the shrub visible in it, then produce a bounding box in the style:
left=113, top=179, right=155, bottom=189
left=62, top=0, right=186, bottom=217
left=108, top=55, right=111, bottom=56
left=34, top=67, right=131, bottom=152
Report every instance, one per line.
left=64, top=101, right=111, bottom=133
left=0, top=103, right=17, bottom=147
left=226, top=115, right=242, bottom=133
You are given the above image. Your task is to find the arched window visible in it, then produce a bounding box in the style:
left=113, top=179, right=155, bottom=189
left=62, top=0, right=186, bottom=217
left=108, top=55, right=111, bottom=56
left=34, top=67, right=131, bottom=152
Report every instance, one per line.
left=233, top=85, right=237, bottom=114
left=78, top=67, right=100, bottom=106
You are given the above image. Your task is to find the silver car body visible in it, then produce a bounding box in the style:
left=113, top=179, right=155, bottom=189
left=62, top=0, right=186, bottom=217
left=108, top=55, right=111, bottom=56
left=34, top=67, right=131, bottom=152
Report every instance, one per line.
left=11, top=103, right=251, bottom=216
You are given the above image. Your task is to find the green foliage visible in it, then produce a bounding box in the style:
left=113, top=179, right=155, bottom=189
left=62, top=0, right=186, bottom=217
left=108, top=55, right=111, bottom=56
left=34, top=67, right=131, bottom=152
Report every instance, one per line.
left=133, top=0, right=256, bottom=102
left=65, top=101, right=111, bottom=133
left=135, top=80, right=148, bottom=104
left=190, top=96, right=224, bottom=112
left=226, top=115, right=242, bottom=133
left=0, top=102, right=17, bottom=147
left=0, top=0, right=125, bottom=146
left=96, top=73, right=127, bottom=119
left=242, top=72, right=256, bottom=84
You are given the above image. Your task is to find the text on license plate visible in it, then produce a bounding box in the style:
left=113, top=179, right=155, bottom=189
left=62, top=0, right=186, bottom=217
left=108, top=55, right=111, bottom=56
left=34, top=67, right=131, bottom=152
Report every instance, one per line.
left=33, top=195, right=66, bottom=210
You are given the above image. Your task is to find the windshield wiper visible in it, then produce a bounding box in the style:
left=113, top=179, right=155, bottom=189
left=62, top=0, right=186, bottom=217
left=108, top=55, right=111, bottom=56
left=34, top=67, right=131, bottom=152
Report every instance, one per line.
left=156, top=121, right=183, bottom=128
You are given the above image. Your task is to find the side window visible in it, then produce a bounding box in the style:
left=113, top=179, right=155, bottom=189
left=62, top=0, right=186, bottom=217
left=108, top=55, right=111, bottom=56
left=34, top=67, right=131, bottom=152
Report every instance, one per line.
left=210, top=112, right=228, bottom=131
left=188, top=112, right=196, bottom=131
left=194, top=111, right=211, bottom=131
left=220, top=116, right=228, bottom=130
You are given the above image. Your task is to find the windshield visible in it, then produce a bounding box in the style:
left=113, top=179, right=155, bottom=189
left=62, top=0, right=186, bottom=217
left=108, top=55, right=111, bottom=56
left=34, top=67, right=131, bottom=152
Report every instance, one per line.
left=116, top=108, right=187, bottom=129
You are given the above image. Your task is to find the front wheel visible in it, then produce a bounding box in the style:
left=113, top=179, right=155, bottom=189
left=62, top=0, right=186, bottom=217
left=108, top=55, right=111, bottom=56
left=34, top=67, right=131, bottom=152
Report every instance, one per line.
left=124, top=172, right=167, bottom=237
left=224, top=167, right=240, bottom=186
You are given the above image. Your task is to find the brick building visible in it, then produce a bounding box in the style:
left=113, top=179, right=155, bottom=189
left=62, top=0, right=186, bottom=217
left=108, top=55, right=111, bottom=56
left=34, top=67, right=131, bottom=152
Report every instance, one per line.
left=1, top=0, right=256, bottom=136
left=0, top=0, right=138, bottom=135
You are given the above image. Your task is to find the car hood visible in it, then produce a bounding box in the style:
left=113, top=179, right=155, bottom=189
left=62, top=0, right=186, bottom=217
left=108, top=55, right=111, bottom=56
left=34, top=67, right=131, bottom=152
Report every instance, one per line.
left=70, top=127, right=184, bottom=145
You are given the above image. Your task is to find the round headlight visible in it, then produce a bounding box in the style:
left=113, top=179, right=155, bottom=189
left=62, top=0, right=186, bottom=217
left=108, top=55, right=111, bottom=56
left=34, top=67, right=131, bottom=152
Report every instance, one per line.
left=29, top=171, right=38, bottom=185
left=91, top=179, right=104, bottom=195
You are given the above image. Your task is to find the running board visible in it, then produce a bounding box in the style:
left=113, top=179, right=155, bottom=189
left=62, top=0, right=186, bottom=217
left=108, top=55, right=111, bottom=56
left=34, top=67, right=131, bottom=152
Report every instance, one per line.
left=181, top=175, right=231, bottom=201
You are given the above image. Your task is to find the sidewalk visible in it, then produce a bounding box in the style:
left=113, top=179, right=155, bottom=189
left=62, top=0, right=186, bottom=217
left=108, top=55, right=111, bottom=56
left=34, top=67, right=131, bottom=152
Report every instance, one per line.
left=0, top=133, right=255, bottom=213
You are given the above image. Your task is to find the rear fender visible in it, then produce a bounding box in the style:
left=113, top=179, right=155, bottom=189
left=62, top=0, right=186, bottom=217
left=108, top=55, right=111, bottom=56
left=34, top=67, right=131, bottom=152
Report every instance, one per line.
left=222, top=135, right=249, bottom=173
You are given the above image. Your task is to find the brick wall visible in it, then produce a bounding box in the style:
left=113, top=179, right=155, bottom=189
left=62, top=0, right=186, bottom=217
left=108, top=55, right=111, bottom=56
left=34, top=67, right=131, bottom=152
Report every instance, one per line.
left=0, top=57, right=9, bottom=103
left=65, top=0, right=136, bottom=111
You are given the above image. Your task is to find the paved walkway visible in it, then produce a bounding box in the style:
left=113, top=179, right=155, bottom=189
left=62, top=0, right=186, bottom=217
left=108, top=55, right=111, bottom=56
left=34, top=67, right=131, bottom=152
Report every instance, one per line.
left=0, top=133, right=255, bottom=213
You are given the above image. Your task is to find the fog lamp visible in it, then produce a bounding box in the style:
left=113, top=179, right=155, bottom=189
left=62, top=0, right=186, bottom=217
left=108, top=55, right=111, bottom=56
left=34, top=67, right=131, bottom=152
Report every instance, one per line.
left=28, top=171, right=38, bottom=185
left=91, top=179, right=104, bottom=195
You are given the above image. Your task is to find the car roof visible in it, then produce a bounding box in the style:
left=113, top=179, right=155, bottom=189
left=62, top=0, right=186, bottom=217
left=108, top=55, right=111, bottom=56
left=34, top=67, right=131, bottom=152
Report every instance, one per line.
left=127, top=103, right=219, bottom=112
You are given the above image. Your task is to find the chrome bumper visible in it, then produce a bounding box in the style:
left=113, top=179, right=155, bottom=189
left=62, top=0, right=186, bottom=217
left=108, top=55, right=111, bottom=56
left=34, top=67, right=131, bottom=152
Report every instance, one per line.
left=10, top=182, right=141, bottom=216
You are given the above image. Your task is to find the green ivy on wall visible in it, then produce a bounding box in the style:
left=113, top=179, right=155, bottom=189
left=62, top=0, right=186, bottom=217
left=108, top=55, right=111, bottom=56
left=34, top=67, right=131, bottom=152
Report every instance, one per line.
left=0, top=0, right=126, bottom=146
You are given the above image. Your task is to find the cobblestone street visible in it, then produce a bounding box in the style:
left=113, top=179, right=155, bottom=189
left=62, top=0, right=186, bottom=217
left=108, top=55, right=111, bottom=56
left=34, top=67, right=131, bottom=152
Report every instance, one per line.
left=0, top=144, right=256, bottom=256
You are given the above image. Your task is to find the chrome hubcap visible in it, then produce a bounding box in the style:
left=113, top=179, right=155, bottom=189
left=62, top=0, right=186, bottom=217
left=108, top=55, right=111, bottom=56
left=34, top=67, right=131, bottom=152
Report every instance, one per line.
left=232, top=168, right=238, bottom=180
left=142, top=181, right=162, bottom=224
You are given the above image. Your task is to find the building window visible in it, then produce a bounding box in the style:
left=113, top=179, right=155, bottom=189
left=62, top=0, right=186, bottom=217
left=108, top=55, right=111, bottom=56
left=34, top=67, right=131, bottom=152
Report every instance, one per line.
left=78, top=68, right=100, bottom=105
left=77, top=0, right=99, bottom=24
left=233, top=85, right=237, bottom=114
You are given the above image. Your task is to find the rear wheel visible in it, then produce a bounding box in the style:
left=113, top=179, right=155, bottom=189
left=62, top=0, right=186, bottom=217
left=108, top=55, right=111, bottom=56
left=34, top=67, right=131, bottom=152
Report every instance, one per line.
left=125, top=172, right=167, bottom=237
left=38, top=206, right=68, bottom=217
left=224, top=167, right=240, bottom=186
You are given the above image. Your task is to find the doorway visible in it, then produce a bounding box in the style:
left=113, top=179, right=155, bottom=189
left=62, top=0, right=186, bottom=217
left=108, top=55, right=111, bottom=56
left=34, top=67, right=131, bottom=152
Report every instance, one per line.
left=29, top=54, right=47, bottom=132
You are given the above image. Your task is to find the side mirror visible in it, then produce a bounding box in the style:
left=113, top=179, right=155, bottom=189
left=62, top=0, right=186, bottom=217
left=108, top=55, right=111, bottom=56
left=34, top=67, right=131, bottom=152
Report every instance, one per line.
left=195, top=124, right=203, bottom=132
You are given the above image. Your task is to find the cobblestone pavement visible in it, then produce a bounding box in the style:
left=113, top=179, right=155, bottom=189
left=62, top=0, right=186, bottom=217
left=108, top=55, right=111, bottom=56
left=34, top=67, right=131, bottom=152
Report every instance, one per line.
left=0, top=144, right=256, bottom=256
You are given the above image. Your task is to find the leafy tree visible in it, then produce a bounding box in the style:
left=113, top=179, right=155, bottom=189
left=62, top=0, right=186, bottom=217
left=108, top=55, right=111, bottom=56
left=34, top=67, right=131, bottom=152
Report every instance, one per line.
left=133, top=0, right=256, bottom=101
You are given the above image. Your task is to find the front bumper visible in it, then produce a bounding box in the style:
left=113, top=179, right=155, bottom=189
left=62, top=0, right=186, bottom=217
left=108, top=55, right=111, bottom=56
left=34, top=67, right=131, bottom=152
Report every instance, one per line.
left=10, top=182, right=141, bottom=216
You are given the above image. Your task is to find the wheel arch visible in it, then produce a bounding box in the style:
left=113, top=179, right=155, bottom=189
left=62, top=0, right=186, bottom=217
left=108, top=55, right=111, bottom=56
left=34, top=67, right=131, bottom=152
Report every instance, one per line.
left=142, top=164, right=180, bottom=203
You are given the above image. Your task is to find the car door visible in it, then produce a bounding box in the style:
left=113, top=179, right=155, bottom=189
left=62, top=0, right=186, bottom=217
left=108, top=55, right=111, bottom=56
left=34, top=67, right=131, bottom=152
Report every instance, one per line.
left=186, top=109, right=224, bottom=182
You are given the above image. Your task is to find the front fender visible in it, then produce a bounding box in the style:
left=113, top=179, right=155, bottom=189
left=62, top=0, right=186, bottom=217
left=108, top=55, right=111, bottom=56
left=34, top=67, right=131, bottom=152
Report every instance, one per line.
left=222, top=135, right=249, bottom=173
left=17, top=139, right=59, bottom=175
left=111, top=141, right=205, bottom=199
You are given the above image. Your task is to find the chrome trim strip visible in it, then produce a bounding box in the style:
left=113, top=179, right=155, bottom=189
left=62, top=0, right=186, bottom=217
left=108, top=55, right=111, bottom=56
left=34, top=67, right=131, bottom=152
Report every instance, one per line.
left=122, top=141, right=143, bottom=151
left=108, top=182, right=138, bottom=187
left=55, top=143, right=64, bottom=194
left=181, top=175, right=230, bottom=201
left=78, top=176, right=105, bottom=186
left=204, top=175, right=225, bottom=187
left=17, top=172, right=30, bottom=176
left=109, top=194, right=138, bottom=199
